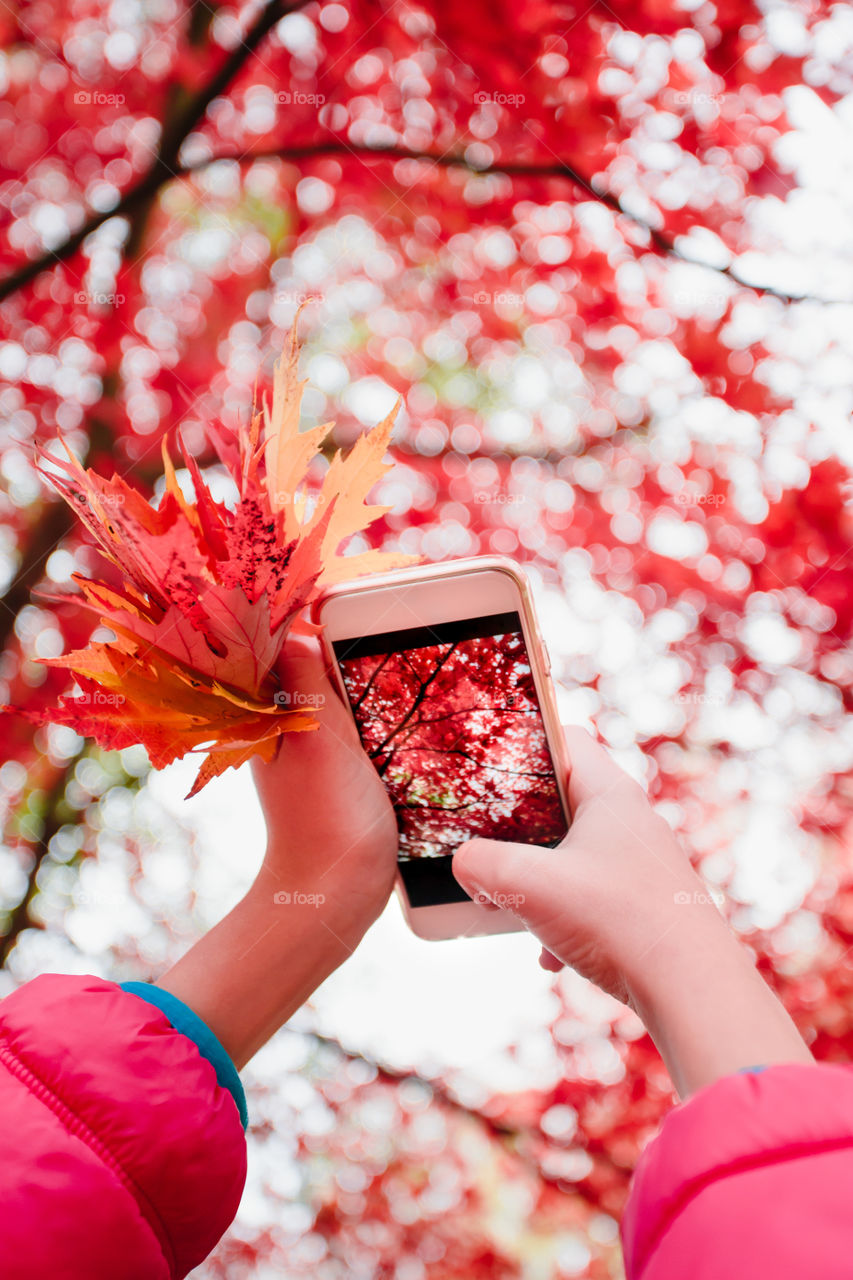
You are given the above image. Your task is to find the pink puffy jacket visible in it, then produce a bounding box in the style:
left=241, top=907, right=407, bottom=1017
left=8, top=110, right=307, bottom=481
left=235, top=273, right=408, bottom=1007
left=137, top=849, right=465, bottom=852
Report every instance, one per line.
left=2, top=974, right=851, bottom=1277
left=622, top=1061, right=853, bottom=1277
left=0, top=973, right=247, bottom=1278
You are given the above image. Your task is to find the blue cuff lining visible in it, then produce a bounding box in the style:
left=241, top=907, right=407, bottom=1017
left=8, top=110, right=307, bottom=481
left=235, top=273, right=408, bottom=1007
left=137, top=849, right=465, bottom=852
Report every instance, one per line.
left=738, top=1064, right=768, bottom=1074
left=120, top=981, right=248, bottom=1129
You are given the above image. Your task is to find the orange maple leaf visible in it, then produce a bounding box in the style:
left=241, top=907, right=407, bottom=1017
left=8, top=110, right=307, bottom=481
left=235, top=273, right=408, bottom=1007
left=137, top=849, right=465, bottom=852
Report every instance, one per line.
left=21, top=321, right=413, bottom=796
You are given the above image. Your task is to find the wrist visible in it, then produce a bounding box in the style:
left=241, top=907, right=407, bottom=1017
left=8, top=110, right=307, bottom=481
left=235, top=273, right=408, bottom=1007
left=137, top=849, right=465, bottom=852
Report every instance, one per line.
left=625, top=907, right=811, bottom=1097
left=158, top=881, right=362, bottom=1072
left=258, top=841, right=395, bottom=950
left=624, top=902, right=741, bottom=1016
left=245, top=874, right=363, bottom=961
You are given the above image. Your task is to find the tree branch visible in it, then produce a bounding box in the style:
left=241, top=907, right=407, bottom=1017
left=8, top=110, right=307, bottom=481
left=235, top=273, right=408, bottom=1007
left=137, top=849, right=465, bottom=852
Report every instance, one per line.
left=0, top=0, right=310, bottom=302
left=180, top=142, right=844, bottom=305
left=352, top=652, right=394, bottom=713
left=0, top=503, right=75, bottom=650
left=396, top=745, right=553, bottom=781
left=370, top=643, right=460, bottom=772
left=0, top=756, right=82, bottom=965
left=3, top=132, right=844, bottom=306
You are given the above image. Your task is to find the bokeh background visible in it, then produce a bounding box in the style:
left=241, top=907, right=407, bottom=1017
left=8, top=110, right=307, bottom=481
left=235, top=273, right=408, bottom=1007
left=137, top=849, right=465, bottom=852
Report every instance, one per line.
left=2, top=2, right=853, bottom=1275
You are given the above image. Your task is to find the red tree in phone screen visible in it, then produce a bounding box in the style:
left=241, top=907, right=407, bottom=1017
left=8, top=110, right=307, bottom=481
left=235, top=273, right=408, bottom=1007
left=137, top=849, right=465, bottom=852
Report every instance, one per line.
left=339, top=630, right=565, bottom=857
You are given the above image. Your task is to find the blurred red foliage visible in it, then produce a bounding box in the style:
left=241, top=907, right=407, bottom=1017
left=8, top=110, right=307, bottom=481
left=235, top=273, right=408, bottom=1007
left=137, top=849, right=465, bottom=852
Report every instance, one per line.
left=1, top=2, right=852, bottom=1274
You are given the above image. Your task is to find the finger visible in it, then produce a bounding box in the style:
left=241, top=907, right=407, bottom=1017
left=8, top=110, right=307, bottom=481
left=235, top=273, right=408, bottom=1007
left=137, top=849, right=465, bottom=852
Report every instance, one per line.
left=273, top=636, right=332, bottom=699
left=562, top=725, right=632, bottom=814
left=453, top=836, right=565, bottom=924
left=273, top=638, right=355, bottom=735
left=538, top=947, right=564, bottom=972
left=251, top=641, right=361, bottom=790
left=469, top=891, right=501, bottom=913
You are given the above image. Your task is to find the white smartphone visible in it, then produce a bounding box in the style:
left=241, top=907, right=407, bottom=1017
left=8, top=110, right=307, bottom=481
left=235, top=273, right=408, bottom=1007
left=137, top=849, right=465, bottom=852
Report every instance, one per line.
left=313, top=556, right=571, bottom=940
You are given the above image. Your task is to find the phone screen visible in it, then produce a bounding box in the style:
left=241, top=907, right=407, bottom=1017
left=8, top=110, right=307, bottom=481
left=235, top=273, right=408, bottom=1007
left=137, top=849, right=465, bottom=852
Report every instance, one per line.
left=333, top=610, right=568, bottom=906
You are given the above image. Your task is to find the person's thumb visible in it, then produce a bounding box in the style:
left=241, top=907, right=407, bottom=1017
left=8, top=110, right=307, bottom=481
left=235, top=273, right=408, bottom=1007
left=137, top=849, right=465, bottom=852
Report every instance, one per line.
left=273, top=637, right=332, bottom=705
left=271, top=637, right=356, bottom=735
left=452, top=837, right=567, bottom=938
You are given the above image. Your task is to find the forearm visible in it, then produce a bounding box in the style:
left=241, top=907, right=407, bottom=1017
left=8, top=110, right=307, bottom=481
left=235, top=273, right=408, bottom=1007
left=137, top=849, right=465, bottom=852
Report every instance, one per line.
left=156, top=875, right=358, bottom=1070
left=626, top=911, right=813, bottom=1098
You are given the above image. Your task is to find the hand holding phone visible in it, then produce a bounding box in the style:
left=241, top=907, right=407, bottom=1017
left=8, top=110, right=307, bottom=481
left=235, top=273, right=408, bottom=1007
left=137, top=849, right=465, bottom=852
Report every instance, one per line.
left=454, top=727, right=813, bottom=1098
left=315, top=557, right=571, bottom=938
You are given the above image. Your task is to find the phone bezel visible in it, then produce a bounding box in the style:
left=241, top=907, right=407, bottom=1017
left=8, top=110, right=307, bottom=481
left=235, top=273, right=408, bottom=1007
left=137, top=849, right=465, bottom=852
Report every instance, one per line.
left=312, top=556, right=571, bottom=940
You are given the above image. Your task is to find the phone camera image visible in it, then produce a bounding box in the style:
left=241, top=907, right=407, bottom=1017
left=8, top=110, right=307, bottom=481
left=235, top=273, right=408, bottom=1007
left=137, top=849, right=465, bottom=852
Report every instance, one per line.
left=334, top=611, right=567, bottom=906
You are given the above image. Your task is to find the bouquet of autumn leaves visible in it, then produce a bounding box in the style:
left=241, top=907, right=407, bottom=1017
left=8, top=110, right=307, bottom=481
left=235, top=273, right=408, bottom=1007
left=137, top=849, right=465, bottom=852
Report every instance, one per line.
left=26, top=324, right=409, bottom=797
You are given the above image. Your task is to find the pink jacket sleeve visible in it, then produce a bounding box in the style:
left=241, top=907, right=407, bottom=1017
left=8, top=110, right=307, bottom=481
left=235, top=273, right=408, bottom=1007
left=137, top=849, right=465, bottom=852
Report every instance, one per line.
left=0, top=973, right=247, bottom=1278
left=621, top=1062, right=853, bottom=1279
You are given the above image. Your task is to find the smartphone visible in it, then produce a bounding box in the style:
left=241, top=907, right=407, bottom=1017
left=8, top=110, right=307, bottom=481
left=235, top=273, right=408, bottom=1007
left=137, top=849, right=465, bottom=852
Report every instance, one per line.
left=313, top=556, right=571, bottom=940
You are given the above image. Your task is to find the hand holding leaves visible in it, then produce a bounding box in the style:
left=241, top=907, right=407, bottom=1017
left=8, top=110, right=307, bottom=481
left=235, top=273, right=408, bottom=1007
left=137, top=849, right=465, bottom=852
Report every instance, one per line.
left=20, top=323, right=411, bottom=796
left=251, top=639, right=398, bottom=946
